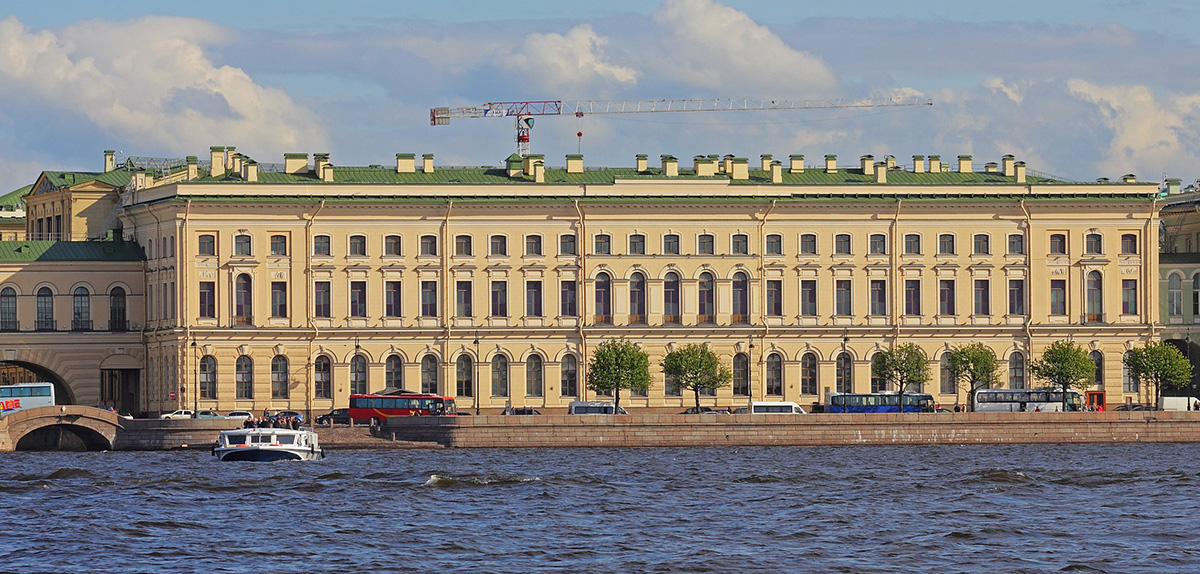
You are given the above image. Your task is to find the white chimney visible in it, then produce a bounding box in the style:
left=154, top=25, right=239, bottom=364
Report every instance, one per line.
left=422, top=153, right=434, bottom=173
left=104, top=150, right=116, bottom=172
left=322, top=163, right=335, bottom=183
left=1002, top=154, right=1016, bottom=177
left=875, top=162, right=887, bottom=184
left=396, top=153, right=415, bottom=174
left=760, top=154, right=773, bottom=171
left=730, top=158, right=749, bottom=180
left=186, top=156, right=199, bottom=180
left=957, top=155, right=973, bottom=173
left=695, top=156, right=716, bottom=177
left=635, top=154, right=648, bottom=172
left=860, top=155, right=875, bottom=176
left=929, top=155, right=942, bottom=173
left=210, top=147, right=226, bottom=177
left=824, top=155, right=838, bottom=174
left=225, top=146, right=237, bottom=170
left=534, top=161, right=545, bottom=183
left=662, top=155, right=678, bottom=177
left=1015, top=161, right=1026, bottom=183
left=245, top=160, right=259, bottom=182
left=314, top=153, right=329, bottom=177
left=789, top=154, right=804, bottom=173
left=566, top=154, right=583, bottom=174
left=770, top=161, right=782, bottom=183
left=284, top=153, right=309, bottom=175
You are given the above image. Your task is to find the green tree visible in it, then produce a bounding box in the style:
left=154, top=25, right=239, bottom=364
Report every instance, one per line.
left=870, top=343, right=930, bottom=412
left=661, top=343, right=733, bottom=409
left=1029, top=340, right=1094, bottom=410
left=946, top=343, right=1000, bottom=412
left=586, top=339, right=650, bottom=412
left=1124, top=341, right=1193, bottom=407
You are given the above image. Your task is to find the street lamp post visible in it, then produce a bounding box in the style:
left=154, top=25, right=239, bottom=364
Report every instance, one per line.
left=474, top=331, right=481, bottom=415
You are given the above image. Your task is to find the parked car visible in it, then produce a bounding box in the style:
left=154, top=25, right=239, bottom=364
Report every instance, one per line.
left=225, top=411, right=253, bottom=420
left=502, top=407, right=542, bottom=415
left=315, top=408, right=350, bottom=425
left=567, top=401, right=628, bottom=415
left=1113, top=403, right=1160, bottom=412
left=679, top=406, right=725, bottom=414
left=275, top=410, right=305, bottom=423
left=194, top=410, right=224, bottom=419
left=159, top=409, right=195, bottom=420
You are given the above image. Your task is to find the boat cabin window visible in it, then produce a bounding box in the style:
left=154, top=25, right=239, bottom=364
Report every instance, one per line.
left=251, top=434, right=273, bottom=444
left=227, top=435, right=247, bottom=445
left=276, top=434, right=295, bottom=445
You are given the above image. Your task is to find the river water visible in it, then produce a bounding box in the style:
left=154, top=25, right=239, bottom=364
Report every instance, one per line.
left=0, top=443, right=1196, bottom=573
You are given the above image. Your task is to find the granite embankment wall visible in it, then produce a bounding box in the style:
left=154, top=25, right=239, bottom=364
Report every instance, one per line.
left=113, top=419, right=244, bottom=450
left=381, top=411, right=1200, bottom=448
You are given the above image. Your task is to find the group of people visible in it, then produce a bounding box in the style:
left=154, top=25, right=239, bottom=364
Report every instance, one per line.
left=241, top=414, right=302, bottom=430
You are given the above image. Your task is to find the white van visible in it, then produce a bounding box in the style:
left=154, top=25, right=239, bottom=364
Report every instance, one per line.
left=568, top=401, right=629, bottom=415
left=737, top=401, right=807, bottom=414
left=1158, top=396, right=1197, bottom=411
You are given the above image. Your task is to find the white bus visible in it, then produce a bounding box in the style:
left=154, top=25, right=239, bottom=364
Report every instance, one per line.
left=974, top=388, right=1082, bottom=412
left=0, top=382, right=56, bottom=417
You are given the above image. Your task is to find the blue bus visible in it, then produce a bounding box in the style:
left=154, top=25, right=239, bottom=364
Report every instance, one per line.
left=827, top=392, right=935, bottom=413
left=0, top=382, right=56, bottom=417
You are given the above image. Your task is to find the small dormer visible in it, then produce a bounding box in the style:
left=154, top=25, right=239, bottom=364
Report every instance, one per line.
left=824, top=155, right=837, bottom=174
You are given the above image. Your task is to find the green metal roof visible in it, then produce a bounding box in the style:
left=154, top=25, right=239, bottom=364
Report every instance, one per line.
left=39, top=169, right=133, bottom=189
left=0, top=185, right=31, bottom=211
left=0, top=240, right=144, bottom=263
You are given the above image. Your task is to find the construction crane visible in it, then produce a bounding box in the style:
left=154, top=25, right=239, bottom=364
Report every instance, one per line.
left=431, top=97, right=933, bottom=156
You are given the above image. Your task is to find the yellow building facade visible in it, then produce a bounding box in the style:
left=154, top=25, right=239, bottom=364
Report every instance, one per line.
left=85, top=148, right=1157, bottom=416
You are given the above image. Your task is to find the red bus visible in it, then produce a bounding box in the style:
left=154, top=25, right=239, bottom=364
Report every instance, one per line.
left=348, top=392, right=458, bottom=424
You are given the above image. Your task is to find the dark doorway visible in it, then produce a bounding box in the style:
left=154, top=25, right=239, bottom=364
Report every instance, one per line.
left=101, top=369, right=140, bottom=416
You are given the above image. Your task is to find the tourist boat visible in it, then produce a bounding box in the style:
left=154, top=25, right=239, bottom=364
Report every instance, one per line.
left=212, top=427, right=324, bottom=461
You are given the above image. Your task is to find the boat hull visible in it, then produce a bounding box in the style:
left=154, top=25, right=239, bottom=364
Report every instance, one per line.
left=214, top=446, right=321, bottom=462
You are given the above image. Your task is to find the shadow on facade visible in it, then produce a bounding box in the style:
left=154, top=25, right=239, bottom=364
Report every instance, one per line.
left=15, top=424, right=111, bottom=451
left=1163, top=339, right=1200, bottom=400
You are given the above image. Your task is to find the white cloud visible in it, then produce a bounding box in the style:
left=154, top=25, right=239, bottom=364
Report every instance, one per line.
left=0, top=16, right=327, bottom=162
left=650, top=0, right=837, bottom=96
left=500, top=24, right=637, bottom=94
left=1067, top=79, right=1200, bottom=178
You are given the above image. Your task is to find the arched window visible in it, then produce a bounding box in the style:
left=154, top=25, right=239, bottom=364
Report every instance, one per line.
left=1122, top=350, right=1137, bottom=393
left=1169, top=273, right=1183, bottom=316
left=629, top=272, right=646, bottom=324
left=200, top=356, right=217, bottom=399
left=235, top=273, right=253, bottom=325
left=271, top=355, right=289, bottom=399
left=836, top=352, right=853, bottom=393
left=733, top=352, right=749, bottom=396
left=732, top=272, right=749, bottom=324
left=1193, top=273, right=1200, bottom=316
left=526, top=355, right=543, bottom=397
left=561, top=355, right=578, bottom=396
left=109, top=287, right=127, bottom=331
left=1089, top=351, right=1104, bottom=390
left=1086, top=271, right=1103, bottom=322
left=801, top=353, right=818, bottom=395
left=72, top=287, right=90, bottom=330
left=766, top=353, right=783, bottom=396
left=0, top=287, right=16, bottom=330
left=456, top=355, right=473, bottom=397
left=698, top=272, right=715, bottom=323
left=235, top=355, right=254, bottom=399
left=36, top=287, right=53, bottom=330
left=491, top=355, right=509, bottom=397
left=315, top=356, right=332, bottom=398
left=594, top=273, right=612, bottom=324
left=386, top=355, right=403, bottom=389
left=1009, top=352, right=1026, bottom=389
left=664, top=272, right=680, bottom=324
left=420, top=356, right=438, bottom=394
left=350, top=355, right=368, bottom=395
left=872, top=355, right=887, bottom=393
left=940, top=354, right=954, bottom=395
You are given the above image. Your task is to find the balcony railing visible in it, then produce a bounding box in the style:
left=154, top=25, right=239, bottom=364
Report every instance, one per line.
left=663, top=314, right=681, bottom=325
left=593, top=314, right=612, bottom=325
left=35, top=319, right=57, bottom=331
left=1085, top=312, right=1105, bottom=324
left=71, top=319, right=93, bottom=332
left=0, top=319, right=16, bottom=332
left=731, top=313, right=750, bottom=325
left=109, top=318, right=128, bottom=332
left=698, top=314, right=715, bottom=324
left=233, top=316, right=254, bottom=326
left=628, top=314, right=646, bottom=325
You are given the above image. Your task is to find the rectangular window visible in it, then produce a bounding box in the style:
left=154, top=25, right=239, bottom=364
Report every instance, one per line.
left=384, top=235, right=402, bottom=256
left=869, top=234, right=886, bottom=255
left=560, top=281, right=578, bottom=317
left=698, top=234, right=714, bottom=254
left=1050, top=279, right=1067, bottom=315
left=199, top=282, right=216, bottom=318
left=628, top=234, right=645, bottom=255
left=939, top=279, right=956, bottom=315
left=491, top=281, right=508, bottom=317
left=594, top=234, right=610, bottom=255
left=732, top=234, right=749, bottom=255
left=1007, top=234, right=1025, bottom=255
left=904, top=234, right=921, bottom=255
left=835, top=280, right=852, bottom=316
left=1009, top=279, right=1027, bottom=315
left=1120, top=234, right=1138, bottom=255
left=938, top=234, right=955, bottom=255
left=314, top=235, right=331, bottom=256
left=974, top=279, right=991, bottom=315
left=765, top=234, right=782, bottom=255
left=559, top=235, right=577, bottom=255
left=526, top=281, right=543, bottom=317
left=349, top=235, right=367, bottom=257
left=1121, top=279, right=1137, bottom=315
left=455, top=281, right=472, bottom=317
left=800, top=234, right=817, bottom=255
left=270, top=235, right=287, bottom=256
left=420, top=235, right=438, bottom=256
left=525, top=235, right=542, bottom=256
left=869, top=279, right=886, bottom=315
left=834, top=234, right=851, bottom=255
left=385, top=281, right=402, bottom=317
left=663, top=234, right=680, bottom=255
left=420, top=281, right=438, bottom=317
left=766, top=280, right=783, bottom=316
left=973, top=234, right=989, bottom=255
left=271, top=282, right=287, bottom=317
left=234, top=235, right=251, bottom=256
left=350, top=281, right=367, bottom=317
left=904, top=280, right=921, bottom=316
left=1049, top=234, right=1067, bottom=255
left=800, top=280, right=817, bottom=316
left=198, top=234, right=216, bottom=256
left=490, top=235, right=507, bottom=256
left=455, top=235, right=472, bottom=256
left=314, top=281, right=331, bottom=318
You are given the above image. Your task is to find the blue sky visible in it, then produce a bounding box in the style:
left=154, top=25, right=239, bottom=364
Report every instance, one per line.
left=1, top=0, right=1198, bottom=192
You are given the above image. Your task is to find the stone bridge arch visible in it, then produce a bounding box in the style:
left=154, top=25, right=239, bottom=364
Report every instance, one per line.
left=0, top=405, right=120, bottom=451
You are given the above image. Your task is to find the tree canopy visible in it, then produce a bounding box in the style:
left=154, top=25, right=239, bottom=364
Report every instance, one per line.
left=586, top=339, right=651, bottom=412
left=1029, top=340, right=1094, bottom=410
left=870, top=343, right=930, bottom=412
left=1124, top=341, right=1192, bottom=407
left=661, top=343, right=732, bottom=408
left=946, top=343, right=1000, bottom=412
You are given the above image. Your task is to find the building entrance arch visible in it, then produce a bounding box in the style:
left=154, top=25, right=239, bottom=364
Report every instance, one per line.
left=0, top=360, right=74, bottom=404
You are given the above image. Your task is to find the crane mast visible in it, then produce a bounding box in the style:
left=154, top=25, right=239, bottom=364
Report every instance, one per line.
left=431, top=96, right=932, bottom=156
